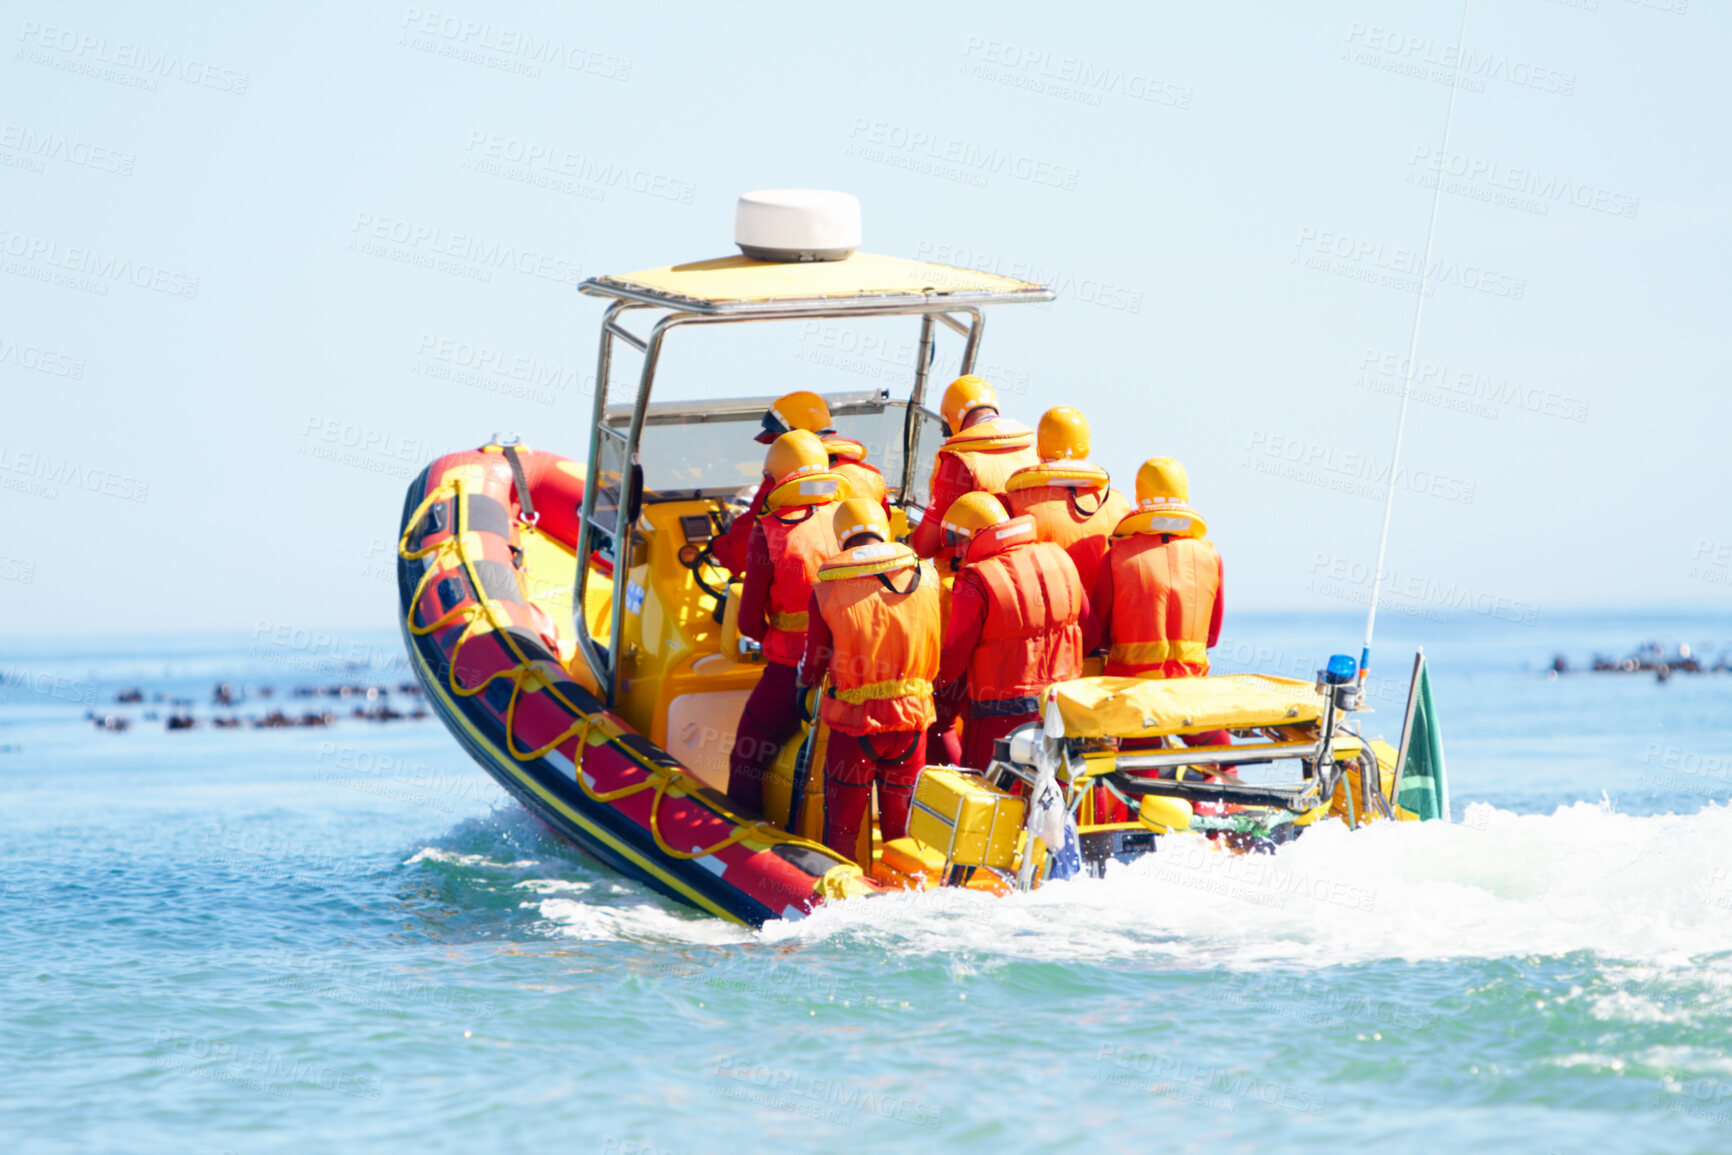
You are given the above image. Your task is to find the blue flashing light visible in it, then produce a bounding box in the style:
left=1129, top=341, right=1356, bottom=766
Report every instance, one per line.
left=1325, top=654, right=1357, bottom=685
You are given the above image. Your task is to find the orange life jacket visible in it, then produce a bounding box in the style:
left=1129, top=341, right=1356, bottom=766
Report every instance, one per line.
left=1103, top=533, right=1221, bottom=678
left=1004, top=464, right=1133, bottom=593
left=935, top=417, right=1039, bottom=501
left=956, top=515, right=1084, bottom=702
left=812, top=543, right=941, bottom=736
left=759, top=503, right=840, bottom=666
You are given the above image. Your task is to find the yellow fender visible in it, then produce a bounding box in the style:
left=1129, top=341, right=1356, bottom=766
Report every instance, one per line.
left=1136, top=795, right=1193, bottom=834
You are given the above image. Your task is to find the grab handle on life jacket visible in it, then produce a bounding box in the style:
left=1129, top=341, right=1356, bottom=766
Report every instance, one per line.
left=1058, top=465, right=1111, bottom=520
left=767, top=504, right=817, bottom=527
left=876, top=565, right=922, bottom=596
left=1067, top=486, right=1107, bottom=519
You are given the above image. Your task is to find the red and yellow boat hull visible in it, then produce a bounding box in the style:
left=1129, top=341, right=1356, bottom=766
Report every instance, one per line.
left=396, top=444, right=876, bottom=926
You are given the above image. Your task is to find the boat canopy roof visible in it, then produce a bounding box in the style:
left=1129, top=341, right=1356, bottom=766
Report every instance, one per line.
left=580, top=252, right=1052, bottom=315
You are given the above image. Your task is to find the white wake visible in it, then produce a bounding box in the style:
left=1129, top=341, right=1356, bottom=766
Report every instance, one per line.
left=759, top=800, right=1732, bottom=968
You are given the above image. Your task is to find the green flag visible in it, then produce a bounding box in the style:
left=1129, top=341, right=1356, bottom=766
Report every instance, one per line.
left=1395, top=652, right=1449, bottom=822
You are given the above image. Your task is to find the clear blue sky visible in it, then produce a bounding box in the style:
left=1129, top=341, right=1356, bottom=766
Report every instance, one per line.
left=3, top=0, right=1726, bottom=636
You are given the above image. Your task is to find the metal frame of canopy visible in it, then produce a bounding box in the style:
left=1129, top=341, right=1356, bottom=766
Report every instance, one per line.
left=571, top=256, right=1055, bottom=704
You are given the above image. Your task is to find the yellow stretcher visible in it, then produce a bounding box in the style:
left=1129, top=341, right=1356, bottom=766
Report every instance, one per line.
left=1045, top=674, right=1324, bottom=738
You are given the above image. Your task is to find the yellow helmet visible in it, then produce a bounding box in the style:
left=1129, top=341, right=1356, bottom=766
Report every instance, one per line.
left=939, top=491, right=1009, bottom=548
left=1117, top=457, right=1206, bottom=539
left=821, top=434, right=868, bottom=464
left=940, top=376, right=998, bottom=433
left=756, top=390, right=835, bottom=444
left=1037, top=406, right=1091, bottom=462
left=1135, top=457, right=1190, bottom=505
left=765, top=429, right=830, bottom=484
left=832, top=497, right=891, bottom=545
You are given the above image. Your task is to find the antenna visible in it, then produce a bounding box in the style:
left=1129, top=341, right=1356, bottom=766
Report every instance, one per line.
left=1360, top=0, right=1473, bottom=686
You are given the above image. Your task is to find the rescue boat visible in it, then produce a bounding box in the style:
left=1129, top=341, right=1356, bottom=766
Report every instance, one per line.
left=396, top=191, right=1450, bottom=926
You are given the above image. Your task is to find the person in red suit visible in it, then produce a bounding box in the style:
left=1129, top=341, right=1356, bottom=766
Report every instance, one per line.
left=725, top=431, right=845, bottom=814
left=1086, top=458, right=1223, bottom=680
left=935, top=492, right=1087, bottom=772
left=799, top=499, right=942, bottom=865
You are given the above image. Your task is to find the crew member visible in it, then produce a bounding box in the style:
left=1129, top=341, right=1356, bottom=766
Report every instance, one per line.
left=714, top=391, right=889, bottom=573
left=799, top=498, right=942, bottom=865
left=726, top=431, right=846, bottom=814
left=908, top=376, right=1039, bottom=559
left=1086, top=458, right=1223, bottom=679
left=1004, top=406, right=1133, bottom=592
left=936, top=493, right=1086, bottom=771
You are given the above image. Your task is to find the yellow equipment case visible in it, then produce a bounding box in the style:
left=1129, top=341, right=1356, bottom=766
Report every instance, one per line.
left=909, top=767, right=1027, bottom=869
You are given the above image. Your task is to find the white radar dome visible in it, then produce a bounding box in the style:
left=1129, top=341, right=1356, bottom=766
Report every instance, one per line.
left=735, top=190, right=861, bottom=263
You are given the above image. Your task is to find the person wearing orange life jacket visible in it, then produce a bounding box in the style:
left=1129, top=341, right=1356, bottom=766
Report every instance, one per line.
left=725, top=430, right=847, bottom=814
left=798, top=498, right=942, bottom=865
left=713, top=391, right=890, bottom=575
left=936, top=493, right=1088, bottom=771
left=1004, top=406, right=1134, bottom=593
left=908, top=376, right=1039, bottom=560
left=1086, top=457, right=1224, bottom=680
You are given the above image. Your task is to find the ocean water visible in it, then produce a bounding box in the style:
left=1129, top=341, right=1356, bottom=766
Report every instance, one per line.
left=3, top=608, right=1730, bottom=1153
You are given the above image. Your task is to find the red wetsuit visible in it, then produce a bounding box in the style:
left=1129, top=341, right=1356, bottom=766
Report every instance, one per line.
left=725, top=511, right=834, bottom=812
left=712, top=477, right=772, bottom=576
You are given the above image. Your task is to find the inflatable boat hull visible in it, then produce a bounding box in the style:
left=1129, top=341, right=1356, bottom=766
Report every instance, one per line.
left=395, top=446, right=872, bottom=926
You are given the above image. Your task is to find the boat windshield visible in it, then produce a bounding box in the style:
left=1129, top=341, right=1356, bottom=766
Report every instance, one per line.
left=600, top=394, right=945, bottom=508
